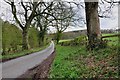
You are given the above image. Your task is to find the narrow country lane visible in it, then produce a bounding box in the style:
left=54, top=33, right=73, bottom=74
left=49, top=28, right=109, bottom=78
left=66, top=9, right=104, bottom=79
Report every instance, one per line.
left=1, top=41, right=54, bottom=78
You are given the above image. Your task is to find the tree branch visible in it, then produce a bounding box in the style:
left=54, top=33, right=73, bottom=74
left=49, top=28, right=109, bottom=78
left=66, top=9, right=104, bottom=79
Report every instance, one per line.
left=10, top=2, right=24, bottom=29
left=21, top=1, right=28, bottom=21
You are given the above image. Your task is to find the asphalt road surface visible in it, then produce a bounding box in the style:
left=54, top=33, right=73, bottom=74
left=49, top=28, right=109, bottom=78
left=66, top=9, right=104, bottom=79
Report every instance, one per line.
left=1, top=41, right=54, bottom=78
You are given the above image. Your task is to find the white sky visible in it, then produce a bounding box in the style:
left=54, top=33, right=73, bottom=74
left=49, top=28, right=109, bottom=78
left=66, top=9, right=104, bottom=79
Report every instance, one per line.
left=0, top=0, right=119, bottom=32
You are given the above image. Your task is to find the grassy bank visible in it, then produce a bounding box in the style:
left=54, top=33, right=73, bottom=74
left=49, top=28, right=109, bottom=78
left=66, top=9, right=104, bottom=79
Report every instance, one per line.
left=1, top=44, right=49, bottom=61
left=49, top=35, right=119, bottom=78
left=102, top=33, right=119, bottom=46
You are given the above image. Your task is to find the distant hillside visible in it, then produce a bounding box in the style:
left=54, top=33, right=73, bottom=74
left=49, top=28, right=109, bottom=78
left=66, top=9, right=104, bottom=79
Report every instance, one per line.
left=48, top=30, right=87, bottom=40
left=48, top=29, right=118, bottom=40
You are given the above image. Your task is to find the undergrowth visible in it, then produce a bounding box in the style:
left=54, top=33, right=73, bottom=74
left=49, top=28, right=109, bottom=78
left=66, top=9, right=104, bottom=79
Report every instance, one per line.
left=49, top=34, right=119, bottom=78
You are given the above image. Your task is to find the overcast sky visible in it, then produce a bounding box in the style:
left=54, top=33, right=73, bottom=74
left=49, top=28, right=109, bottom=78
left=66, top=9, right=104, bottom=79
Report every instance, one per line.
left=0, top=0, right=119, bottom=32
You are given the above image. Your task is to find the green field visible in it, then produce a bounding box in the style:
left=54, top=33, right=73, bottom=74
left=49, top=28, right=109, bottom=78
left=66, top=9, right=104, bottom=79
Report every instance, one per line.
left=49, top=34, right=119, bottom=78
left=102, top=33, right=119, bottom=46
left=60, top=33, right=119, bottom=46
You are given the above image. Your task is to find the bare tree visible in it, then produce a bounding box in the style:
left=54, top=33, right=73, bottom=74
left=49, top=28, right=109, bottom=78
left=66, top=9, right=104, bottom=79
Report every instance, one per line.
left=4, top=0, right=42, bottom=50
left=51, top=1, right=74, bottom=44
left=34, top=2, right=54, bottom=46
left=4, top=0, right=56, bottom=50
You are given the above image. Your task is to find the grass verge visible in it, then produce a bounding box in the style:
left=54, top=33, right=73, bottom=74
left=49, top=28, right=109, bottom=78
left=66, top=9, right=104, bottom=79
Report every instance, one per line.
left=102, top=33, right=119, bottom=46
left=1, top=44, right=49, bottom=61
left=49, top=38, right=119, bottom=78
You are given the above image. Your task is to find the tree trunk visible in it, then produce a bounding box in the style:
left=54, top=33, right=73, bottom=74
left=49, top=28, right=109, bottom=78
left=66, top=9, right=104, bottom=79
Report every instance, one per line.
left=22, top=27, right=29, bottom=50
left=56, top=31, right=62, bottom=44
left=85, top=1, right=102, bottom=50
left=39, top=31, right=45, bottom=46
left=39, top=36, right=44, bottom=46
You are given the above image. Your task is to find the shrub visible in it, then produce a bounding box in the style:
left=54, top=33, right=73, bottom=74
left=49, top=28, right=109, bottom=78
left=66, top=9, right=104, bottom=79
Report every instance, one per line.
left=73, top=35, right=87, bottom=45
left=28, top=27, right=39, bottom=48
left=2, top=21, right=22, bottom=55
left=60, top=41, right=71, bottom=46
left=60, top=35, right=87, bottom=46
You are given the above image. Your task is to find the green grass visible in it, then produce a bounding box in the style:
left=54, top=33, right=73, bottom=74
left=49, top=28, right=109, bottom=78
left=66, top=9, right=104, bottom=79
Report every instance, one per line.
left=102, top=33, right=119, bottom=46
left=0, top=55, right=2, bottom=59
left=49, top=36, right=119, bottom=78
left=49, top=45, right=81, bottom=78
left=1, top=44, right=49, bottom=60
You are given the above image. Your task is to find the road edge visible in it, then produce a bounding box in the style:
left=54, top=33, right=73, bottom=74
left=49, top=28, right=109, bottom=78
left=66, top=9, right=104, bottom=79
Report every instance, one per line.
left=17, top=49, right=56, bottom=79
